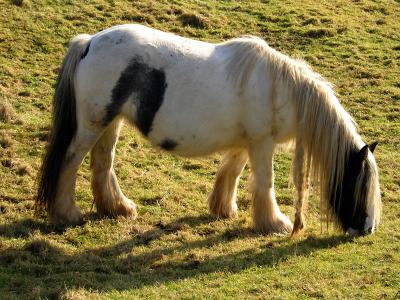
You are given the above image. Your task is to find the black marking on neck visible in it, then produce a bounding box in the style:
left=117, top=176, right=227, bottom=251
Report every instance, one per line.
left=81, top=40, right=91, bottom=59
left=104, top=58, right=167, bottom=136
left=159, top=139, right=177, bottom=151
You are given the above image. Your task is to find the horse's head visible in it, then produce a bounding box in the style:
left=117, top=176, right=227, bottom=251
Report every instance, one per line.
left=332, top=142, right=381, bottom=235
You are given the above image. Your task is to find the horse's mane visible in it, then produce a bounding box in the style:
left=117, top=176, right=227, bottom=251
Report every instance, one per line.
left=222, top=36, right=380, bottom=226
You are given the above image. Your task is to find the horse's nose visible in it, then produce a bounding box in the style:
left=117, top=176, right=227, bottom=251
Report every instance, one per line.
left=347, top=227, right=359, bottom=235
left=361, top=227, right=373, bottom=235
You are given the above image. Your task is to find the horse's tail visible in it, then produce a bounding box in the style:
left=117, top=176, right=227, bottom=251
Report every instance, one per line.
left=36, top=34, right=91, bottom=213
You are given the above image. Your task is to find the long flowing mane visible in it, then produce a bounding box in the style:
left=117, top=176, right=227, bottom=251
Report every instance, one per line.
left=223, top=36, right=381, bottom=227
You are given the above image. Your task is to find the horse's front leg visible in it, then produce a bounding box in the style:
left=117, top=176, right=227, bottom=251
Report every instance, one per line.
left=292, top=142, right=310, bottom=236
left=208, top=149, right=248, bottom=218
left=249, top=139, right=293, bottom=235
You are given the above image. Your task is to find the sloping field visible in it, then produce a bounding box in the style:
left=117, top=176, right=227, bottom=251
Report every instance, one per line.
left=0, top=0, right=399, bottom=298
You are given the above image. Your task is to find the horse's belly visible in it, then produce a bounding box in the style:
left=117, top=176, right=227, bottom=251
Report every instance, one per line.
left=148, top=94, right=244, bottom=157
left=148, top=108, right=244, bottom=157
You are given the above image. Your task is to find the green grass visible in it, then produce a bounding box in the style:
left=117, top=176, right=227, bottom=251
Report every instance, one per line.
left=1, top=0, right=399, bottom=298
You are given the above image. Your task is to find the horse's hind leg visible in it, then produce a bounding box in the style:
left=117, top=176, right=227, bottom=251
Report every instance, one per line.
left=208, top=149, right=247, bottom=218
left=248, top=139, right=293, bottom=234
left=51, top=126, right=101, bottom=225
left=90, top=118, right=137, bottom=218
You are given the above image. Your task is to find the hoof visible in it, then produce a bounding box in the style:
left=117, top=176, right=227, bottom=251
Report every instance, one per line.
left=50, top=205, right=84, bottom=226
left=97, top=197, right=138, bottom=219
left=115, top=198, right=138, bottom=219
left=209, top=200, right=238, bottom=219
left=254, top=213, right=293, bottom=235
left=291, top=213, right=305, bottom=237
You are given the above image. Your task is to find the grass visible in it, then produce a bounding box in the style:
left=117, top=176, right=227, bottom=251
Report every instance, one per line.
left=0, top=0, right=399, bottom=298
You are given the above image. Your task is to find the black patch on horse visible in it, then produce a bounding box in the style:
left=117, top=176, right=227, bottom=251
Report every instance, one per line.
left=330, top=145, right=369, bottom=232
left=81, top=41, right=91, bottom=59
left=103, top=58, right=167, bottom=136
left=159, top=139, right=177, bottom=151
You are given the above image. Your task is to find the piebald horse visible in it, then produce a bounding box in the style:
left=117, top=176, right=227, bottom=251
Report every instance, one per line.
left=36, top=24, right=381, bottom=235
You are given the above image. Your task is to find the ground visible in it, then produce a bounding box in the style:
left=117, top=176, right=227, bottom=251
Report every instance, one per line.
left=0, top=0, right=399, bottom=299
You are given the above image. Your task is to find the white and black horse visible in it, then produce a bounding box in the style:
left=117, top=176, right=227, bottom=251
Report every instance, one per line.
left=36, top=24, right=381, bottom=235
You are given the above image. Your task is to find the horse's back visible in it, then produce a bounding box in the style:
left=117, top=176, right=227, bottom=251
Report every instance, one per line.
left=82, top=24, right=215, bottom=68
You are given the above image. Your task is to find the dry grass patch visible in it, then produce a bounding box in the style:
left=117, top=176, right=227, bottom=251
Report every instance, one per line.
left=0, top=131, right=13, bottom=148
left=0, top=98, right=14, bottom=123
left=15, top=162, right=32, bottom=176
left=1, top=157, right=32, bottom=176
left=179, top=13, right=208, bottom=29
left=60, top=288, right=102, bottom=300
left=11, top=0, right=24, bottom=7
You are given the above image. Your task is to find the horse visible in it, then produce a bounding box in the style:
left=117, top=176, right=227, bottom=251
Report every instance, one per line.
left=36, top=24, right=381, bottom=236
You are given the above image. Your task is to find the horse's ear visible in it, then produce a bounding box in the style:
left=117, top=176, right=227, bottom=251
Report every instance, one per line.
left=369, top=141, right=378, bottom=153
left=358, top=145, right=369, bottom=163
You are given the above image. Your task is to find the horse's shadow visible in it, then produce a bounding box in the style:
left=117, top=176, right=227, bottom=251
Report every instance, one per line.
left=0, top=214, right=354, bottom=298
left=0, top=213, right=215, bottom=238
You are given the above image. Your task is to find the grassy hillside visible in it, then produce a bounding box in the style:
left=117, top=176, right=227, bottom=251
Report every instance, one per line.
left=0, top=0, right=399, bottom=298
